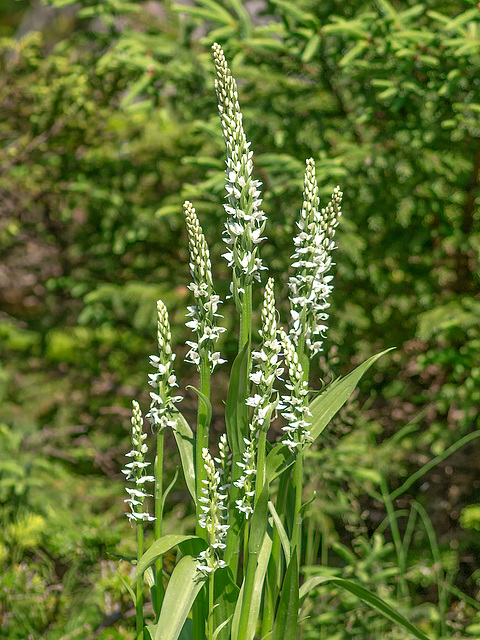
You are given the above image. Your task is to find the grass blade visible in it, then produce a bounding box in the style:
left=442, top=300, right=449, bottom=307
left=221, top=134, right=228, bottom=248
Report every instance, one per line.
left=299, top=575, right=431, bottom=640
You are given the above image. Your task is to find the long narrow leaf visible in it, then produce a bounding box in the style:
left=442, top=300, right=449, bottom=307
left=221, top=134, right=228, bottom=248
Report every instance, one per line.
left=299, top=575, right=430, bottom=640
left=232, top=531, right=273, bottom=640
left=272, top=552, right=299, bottom=640
left=154, top=555, right=208, bottom=640
left=212, top=566, right=240, bottom=640
left=268, top=500, right=291, bottom=564
left=186, top=385, right=212, bottom=431
left=172, top=409, right=196, bottom=503
left=266, top=349, right=393, bottom=482
left=225, top=341, right=250, bottom=457
left=132, top=535, right=206, bottom=584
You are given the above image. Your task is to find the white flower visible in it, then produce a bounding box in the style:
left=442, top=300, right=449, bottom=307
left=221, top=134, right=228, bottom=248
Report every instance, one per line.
left=288, top=159, right=342, bottom=357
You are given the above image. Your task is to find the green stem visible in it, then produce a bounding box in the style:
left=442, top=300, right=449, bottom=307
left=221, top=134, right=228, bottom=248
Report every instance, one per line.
left=195, top=357, right=211, bottom=540
left=291, top=448, right=304, bottom=556
left=208, top=571, right=215, bottom=639
left=154, top=431, right=165, bottom=614
left=255, top=430, right=267, bottom=503
left=136, top=517, right=144, bottom=639
left=239, top=284, right=252, bottom=351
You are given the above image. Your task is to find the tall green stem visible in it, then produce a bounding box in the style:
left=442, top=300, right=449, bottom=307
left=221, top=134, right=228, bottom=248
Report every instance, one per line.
left=136, top=518, right=144, bottom=639
left=154, top=431, right=165, bottom=613
left=195, top=358, right=211, bottom=539
left=239, top=284, right=252, bottom=351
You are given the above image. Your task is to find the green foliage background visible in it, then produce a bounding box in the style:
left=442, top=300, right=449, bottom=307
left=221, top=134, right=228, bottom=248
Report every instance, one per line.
left=0, top=0, right=479, bottom=637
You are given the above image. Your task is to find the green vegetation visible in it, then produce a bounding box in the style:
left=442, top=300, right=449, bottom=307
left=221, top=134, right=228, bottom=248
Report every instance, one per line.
left=0, top=1, right=479, bottom=638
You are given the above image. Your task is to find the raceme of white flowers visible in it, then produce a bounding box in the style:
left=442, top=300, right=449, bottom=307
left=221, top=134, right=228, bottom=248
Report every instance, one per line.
left=288, top=158, right=342, bottom=357
left=146, top=300, right=182, bottom=431
left=184, top=200, right=227, bottom=372
left=235, top=278, right=284, bottom=517
left=212, top=42, right=267, bottom=307
left=123, top=400, right=155, bottom=523
left=197, top=448, right=229, bottom=575
left=278, top=328, right=313, bottom=453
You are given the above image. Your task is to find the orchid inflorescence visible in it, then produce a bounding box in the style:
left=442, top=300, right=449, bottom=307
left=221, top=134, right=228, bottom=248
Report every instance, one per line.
left=123, top=400, right=155, bottom=523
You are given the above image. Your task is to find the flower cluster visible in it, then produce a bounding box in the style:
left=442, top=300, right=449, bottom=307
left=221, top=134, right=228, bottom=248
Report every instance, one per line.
left=212, top=43, right=267, bottom=307
left=146, top=300, right=182, bottom=431
left=278, top=328, right=312, bottom=453
left=235, top=278, right=283, bottom=517
left=214, top=433, right=232, bottom=482
left=197, top=448, right=229, bottom=575
left=123, top=400, right=155, bottom=523
left=288, top=158, right=342, bottom=357
left=184, top=201, right=226, bottom=372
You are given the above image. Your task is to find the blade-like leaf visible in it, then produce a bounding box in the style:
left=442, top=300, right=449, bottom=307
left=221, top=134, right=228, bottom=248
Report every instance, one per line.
left=299, top=575, right=430, bottom=640
left=162, top=467, right=179, bottom=514
left=154, top=555, right=208, bottom=640
left=272, top=552, right=299, bottom=640
left=212, top=566, right=240, bottom=640
left=266, top=349, right=393, bottom=482
left=132, top=535, right=206, bottom=584
left=248, top=482, right=269, bottom=556
left=225, top=341, right=250, bottom=457
left=172, top=409, right=196, bottom=503
left=186, top=385, right=212, bottom=431
left=232, top=531, right=273, bottom=640
left=268, top=500, right=291, bottom=564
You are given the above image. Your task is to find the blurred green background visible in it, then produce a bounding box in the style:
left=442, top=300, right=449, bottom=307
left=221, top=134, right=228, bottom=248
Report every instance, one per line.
left=0, top=0, right=479, bottom=638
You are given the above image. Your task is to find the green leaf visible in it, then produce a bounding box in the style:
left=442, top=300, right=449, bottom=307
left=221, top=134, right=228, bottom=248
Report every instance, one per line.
left=268, top=500, right=291, bottom=564
left=212, top=566, right=240, bottom=640
left=272, top=552, right=299, bottom=640
left=299, top=576, right=430, bottom=640
left=117, top=567, right=136, bottom=606
left=162, top=467, right=179, bottom=514
left=132, top=535, right=206, bottom=584
left=172, top=409, right=196, bottom=503
left=248, top=482, right=269, bottom=556
left=266, top=349, right=393, bottom=482
left=154, top=555, right=208, bottom=640
left=308, top=348, right=394, bottom=442
left=186, top=385, right=212, bottom=431
left=225, top=341, right=250, bottom=457
left=232, top=531, right=273, bottom=640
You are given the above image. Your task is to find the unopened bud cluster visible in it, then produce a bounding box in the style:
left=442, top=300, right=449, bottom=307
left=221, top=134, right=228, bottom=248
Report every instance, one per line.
left=184, top=201, right=226, bottom=372
left=288, top=158, right=342, bottom=357
left=146, top=300, right=182, bottom=430
left=123, top=400, right=155, bottom=523
left=212, top=43, right=267, bottom=306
